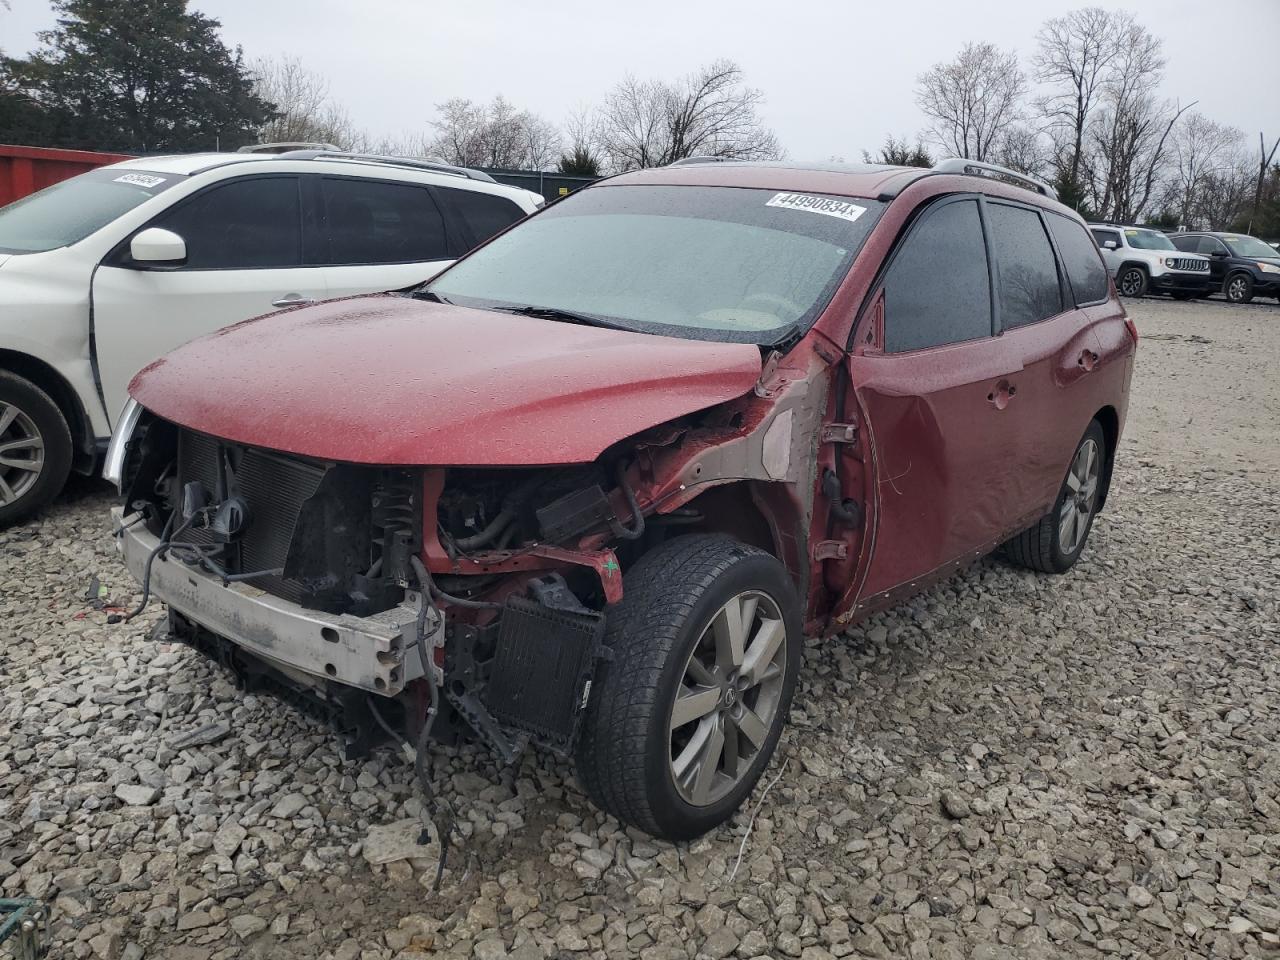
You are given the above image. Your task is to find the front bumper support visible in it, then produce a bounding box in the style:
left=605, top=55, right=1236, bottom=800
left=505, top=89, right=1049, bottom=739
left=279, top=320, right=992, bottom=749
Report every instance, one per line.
left=112, top=507, right=437, bottom=697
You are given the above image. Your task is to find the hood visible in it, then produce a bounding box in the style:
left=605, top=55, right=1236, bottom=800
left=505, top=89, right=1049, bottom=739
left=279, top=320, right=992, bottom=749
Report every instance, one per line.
left=129, top=295, right=762, bottom=466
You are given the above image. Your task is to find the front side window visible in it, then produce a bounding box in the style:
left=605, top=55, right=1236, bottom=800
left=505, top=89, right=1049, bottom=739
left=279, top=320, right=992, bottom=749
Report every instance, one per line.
left=986, top=203, right=1063, bottom=327
left=1123, top=228, right=1176, bottom=251
left=435, top=186, right=525, bottom=246
left=150, top=176, right=301, bottom=269
left=1090, top=228, right=1120, bottom=248
left=0, top=168, right=182, bottom=254
left=1047, top=214, right=1110, bottom=305
left=319, top=177, right=449, bottom=264
left=1221, top=234, right=1276, bottom=258
left=428, top=184, right=885, bottom=345
left=1197, top=236, right=1227, bottom=256
left=883, top=199, right=991, bottom=353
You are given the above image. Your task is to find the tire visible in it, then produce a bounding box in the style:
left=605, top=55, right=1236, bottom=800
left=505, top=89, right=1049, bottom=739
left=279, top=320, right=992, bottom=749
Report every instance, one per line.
left=1117, top=266, right=1149, bottom=298
left=0, top=371, right=74, bottom=528
left=1004, top=420, right=1106, bottom=575
left=1224, top=272, right=1254, bottom=304
left=574, top=534, right=801, bottom=841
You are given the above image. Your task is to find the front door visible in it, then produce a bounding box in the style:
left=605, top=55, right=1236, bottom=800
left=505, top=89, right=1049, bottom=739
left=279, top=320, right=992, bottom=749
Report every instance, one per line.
left=839, top=196, right=1027, bottom=607
left=91, top=175, right=324, bottom=425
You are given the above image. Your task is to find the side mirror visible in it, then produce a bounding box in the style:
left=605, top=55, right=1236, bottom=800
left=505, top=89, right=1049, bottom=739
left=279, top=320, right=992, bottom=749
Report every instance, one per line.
left=1102, top=240, right=1118, bottom=250
left=130, top=227, right=187, bottom=265
left=1210, top=250, right=1228, bottom=259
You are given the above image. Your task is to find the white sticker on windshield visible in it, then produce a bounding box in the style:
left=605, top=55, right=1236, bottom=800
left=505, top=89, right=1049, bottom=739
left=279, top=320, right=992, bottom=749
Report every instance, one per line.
left=114, top=173, right=166, bottom=188
left=766, top=192, right=866, bottom=223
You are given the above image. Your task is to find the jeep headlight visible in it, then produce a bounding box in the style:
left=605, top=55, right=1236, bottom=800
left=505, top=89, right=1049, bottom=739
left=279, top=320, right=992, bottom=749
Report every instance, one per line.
left=1258, top=262, right=1280, bottom=274
left=103, top=398, right=142, bottom=491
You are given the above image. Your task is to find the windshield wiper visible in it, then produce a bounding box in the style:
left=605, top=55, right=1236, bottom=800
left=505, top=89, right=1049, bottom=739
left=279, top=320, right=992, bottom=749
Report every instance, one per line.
left=410, top=288, right=451, bottom=303
left=495, top=304, right=629, bottom=331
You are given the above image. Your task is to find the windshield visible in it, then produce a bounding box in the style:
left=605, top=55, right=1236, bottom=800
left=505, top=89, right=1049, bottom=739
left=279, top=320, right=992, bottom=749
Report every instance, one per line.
left=0, top=168, right=182, bottom=254
left=1222, top=234, right=1277, bottom=258
left=1124, top=228, right=1176, bottom=251
left=427, top=184, right=885, bottom=345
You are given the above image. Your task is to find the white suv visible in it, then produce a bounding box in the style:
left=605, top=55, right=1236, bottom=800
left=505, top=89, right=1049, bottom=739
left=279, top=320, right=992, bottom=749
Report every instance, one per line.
left=1087, top=223, right=1212, bottom=300
left=0, top=151, right=541, bottom=524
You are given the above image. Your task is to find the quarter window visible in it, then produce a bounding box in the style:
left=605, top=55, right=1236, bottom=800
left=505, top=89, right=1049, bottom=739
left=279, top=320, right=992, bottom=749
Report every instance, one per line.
left=1047, top=215, right=1110, bottom=305
left=319, top=178, right=449, bottom=265
left=883, top=199, right=991, bottom=353
left=150, top=176, right=301, bottom=269
left=436, top=186, right=526, bottom=245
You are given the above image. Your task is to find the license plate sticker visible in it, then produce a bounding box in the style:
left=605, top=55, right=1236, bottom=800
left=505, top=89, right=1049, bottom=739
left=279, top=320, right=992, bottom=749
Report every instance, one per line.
left=114, top=173, right=167, bottom=188
left=766, top=192, right=867, bottom=223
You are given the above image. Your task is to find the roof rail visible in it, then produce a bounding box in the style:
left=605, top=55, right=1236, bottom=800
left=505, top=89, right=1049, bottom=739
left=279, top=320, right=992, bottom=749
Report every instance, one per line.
left=238, top=141, right=341, bottom=154
left=668, top=155, right=736, bottom=166
left=933, top=158, right=1057, bottom=200
left=273, top=150, right=497, bottom=183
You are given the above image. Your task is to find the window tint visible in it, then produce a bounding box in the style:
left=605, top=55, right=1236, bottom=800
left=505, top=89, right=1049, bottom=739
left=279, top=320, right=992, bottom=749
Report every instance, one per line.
left=883, top=199, right=991, bottom=353
left=319, top=178, right=448, bottom=264
left=1198, top=236, right=1227, bottom=256
left=152, top=176, right=300, bottom=269
left=1170, top=235, right=1199, bottom=253
left=986, top=204, right=1062, bottom=327
left=436, top=186, right=525, bottom=245
left=1047, top=213, right=1110, bottom=305
left=1090, top=228, right=1120, bottom=248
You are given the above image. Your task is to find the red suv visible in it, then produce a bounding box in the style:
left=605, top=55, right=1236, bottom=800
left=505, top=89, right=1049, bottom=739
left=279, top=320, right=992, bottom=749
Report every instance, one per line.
left=107, top=158, right=1135, bottom=841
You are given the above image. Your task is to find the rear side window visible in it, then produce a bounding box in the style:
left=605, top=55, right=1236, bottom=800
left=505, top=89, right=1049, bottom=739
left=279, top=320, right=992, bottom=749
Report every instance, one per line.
left=151, top=176, right=301, bottom=269
left=1047, top=213, right=1110, bottom=306
left=319, top=178, right=449, bottom=265
left=436, top=186, right=525, bottom=246
left=883, top=198, right=991, bottom=353
left=1171, top=235, right=1198, bottom=253
left=986, top=203, right=1063, bottom=327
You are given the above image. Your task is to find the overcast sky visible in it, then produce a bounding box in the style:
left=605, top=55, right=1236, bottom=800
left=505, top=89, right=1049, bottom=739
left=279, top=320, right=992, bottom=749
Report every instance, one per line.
left=2, top=0, right=1277, bottom=160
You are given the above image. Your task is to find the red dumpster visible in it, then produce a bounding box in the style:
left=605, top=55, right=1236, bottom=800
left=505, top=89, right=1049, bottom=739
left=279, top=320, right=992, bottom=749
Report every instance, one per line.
left=0, top=143, right=135, bottom=206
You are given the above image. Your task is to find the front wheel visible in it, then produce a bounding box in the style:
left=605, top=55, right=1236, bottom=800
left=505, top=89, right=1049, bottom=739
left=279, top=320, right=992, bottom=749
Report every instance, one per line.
left=0, top=371, right=74, bottom=528
left=1224, top=273, right=1254, bottom=303
left=1004, top=420, right=1106, bottom=574
left=574, top=535, right=801, bottom=841
left=1117, top=267, right=1149, bottom=298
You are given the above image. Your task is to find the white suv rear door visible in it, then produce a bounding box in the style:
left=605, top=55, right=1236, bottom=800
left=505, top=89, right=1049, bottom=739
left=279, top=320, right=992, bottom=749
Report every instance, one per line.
left=91, top=173, right=325, bottom=424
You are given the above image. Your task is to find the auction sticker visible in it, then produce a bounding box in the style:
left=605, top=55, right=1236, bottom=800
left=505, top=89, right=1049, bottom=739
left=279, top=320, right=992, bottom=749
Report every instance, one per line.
left=766, top=192, right=866, bottom=223
left=114, top=173, right=167, bottom=188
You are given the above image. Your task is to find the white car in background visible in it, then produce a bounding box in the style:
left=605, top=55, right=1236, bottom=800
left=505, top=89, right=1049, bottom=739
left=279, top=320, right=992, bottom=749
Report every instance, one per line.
left=1087, top=222, right=1213, bottom=300
left=0, top=150, right=542, bottom=524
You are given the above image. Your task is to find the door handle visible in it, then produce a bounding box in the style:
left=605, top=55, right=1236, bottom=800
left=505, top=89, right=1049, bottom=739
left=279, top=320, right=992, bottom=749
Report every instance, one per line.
left=987, top=379, right=1016, bottom=410
left=1077, top=349, right=1098, bottom=371
left=272, top=294, right=316, bottom=308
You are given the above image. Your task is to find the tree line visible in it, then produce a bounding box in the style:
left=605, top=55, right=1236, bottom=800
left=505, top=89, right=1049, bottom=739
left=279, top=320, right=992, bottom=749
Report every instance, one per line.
left=1, top=1, right=1276, bottom=235
left=871, top=7, right=1278, bottom=235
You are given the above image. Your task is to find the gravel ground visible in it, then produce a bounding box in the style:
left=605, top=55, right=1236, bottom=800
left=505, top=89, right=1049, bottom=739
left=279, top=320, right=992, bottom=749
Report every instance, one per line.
left=2, top=297, right=1279, bottom=960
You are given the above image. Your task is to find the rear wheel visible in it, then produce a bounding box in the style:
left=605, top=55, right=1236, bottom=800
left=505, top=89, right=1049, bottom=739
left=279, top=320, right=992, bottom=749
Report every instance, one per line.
left=574, top=535, right=801, bottom=841
left=0, top=371, right=73, bottom=528
left=1004, top=420, right=1106, bottom=574
left=1224, top=273, right=1254, bottom=303
left=1117, top=266, right=1148, bottom=298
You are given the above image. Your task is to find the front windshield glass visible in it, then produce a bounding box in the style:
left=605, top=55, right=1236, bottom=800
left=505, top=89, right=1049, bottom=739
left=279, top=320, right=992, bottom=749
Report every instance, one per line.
left=427, top=184, right=885, bottom=345
left=1124, top=228, right=1176, bottom=251
left=1222, top=234, right=1277, bottom=258
left=0, top=168, right=182, bottom=254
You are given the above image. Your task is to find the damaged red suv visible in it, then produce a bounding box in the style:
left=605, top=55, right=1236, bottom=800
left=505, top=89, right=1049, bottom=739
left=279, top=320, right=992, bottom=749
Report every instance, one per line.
left=107, top=158, right=1134, bottom=841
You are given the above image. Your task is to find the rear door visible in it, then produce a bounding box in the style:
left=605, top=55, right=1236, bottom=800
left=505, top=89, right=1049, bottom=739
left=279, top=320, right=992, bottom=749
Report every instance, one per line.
left=311, top=176, right=457, bottom=296
left=841, top=196, right=1028, bottom=605
left=91, top=174, right=322, bottom=424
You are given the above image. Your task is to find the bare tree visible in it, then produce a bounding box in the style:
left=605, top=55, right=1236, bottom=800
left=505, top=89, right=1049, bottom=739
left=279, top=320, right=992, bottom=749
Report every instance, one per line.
left=995, top=124, right=1047, bottom=177
left=1034, top=7, right=1132, bottom=190
left=916, top=42, right=1025, bottom=162
left=1193, top=151, right=1256, bottom=230
left=251, top=56, right=360, bottom=149
left=1169, top=113, right=1244, bottom=228
left=1249, top=133, right=1280, bottom=233
left=593, top=60, right=782, bottom=172
left=428, top=96, right=561, bottom=170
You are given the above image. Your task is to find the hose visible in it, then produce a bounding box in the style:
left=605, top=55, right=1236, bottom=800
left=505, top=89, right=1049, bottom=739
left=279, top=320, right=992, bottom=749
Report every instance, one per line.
left=608, top=461, right=646, bottom=541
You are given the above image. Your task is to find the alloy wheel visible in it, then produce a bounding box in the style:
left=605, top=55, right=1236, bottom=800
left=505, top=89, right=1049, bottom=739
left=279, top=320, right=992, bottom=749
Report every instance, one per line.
left=1227, top=277, right=1248, bottom=302
left=1059, top=438, right=1100, bottom=556
left=668, top=590, right=788, bottom=807
left=1119, top=270, right=1144, bottom=297
left=0, top=402, right=45, bottom=507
